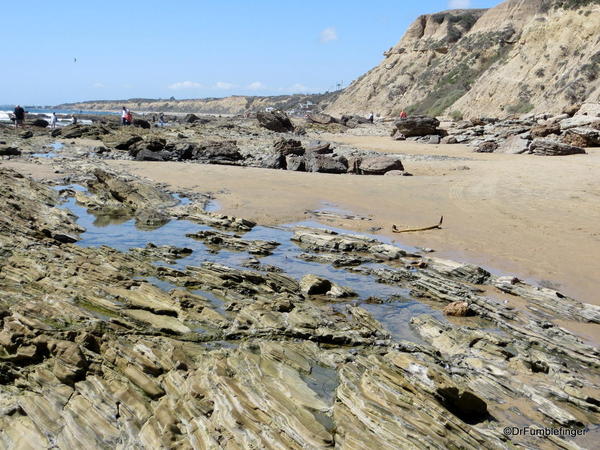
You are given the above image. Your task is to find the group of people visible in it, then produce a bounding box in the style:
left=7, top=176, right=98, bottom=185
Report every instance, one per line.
left=121, top=107, right=133, bottom=125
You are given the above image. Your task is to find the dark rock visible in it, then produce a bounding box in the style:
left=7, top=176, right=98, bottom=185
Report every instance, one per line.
left=529, top=139, right=586, bottom=156
left=273, top=138, right=304, bottom=156
left=135, top=149, right=165, bottom=161
left=359, top=157, right=404, bottom=175
left=393, top=116, right=441, bottom=137
left=285, top=155, right=305, bottom=171
left=133, top=119, right=151, bottom=129
left=50, top=128, right=62, bottom=137
left=305, top=154, right=347, bottom=173
left=129, top=137, right=167, bottom=156
left=113, top=136, right=143, bottom=150
left=0, top=146, right=21, bottom=156
left=440, top=136, right=458, bottom=144
left=94, top=146, right=110, bottom=154
left=475, top=141, right=498, bottom=153
left=192, top=141, right=244, bottom=164
left=183, top=113, right=210, bottom=124
left=256, top=111, right=294, bottom=133
left=20, top=130, right=33, bottom=139
left=30, top=119, right=49, bottom=128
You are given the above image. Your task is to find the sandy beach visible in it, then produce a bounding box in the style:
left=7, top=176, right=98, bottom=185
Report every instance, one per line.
left=9, top=136, right=598, bottom=308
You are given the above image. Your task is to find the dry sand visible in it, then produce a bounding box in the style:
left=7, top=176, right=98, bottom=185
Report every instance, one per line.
left=4, top=137, right=599, bottom=310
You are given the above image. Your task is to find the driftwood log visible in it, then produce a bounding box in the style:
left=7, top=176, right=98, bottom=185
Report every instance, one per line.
left=392, top=216, right=443, bottom=233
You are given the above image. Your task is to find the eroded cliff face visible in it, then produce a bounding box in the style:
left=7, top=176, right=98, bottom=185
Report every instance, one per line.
left=326, top=0, right=600, bottom=118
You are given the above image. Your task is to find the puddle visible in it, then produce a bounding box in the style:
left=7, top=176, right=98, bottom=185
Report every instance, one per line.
left=32, top=142, right=64, bottom=158
left=58, top=185, right=448, bottom=342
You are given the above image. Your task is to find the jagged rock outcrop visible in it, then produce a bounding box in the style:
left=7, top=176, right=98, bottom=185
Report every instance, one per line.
left=327, top=0, right=600, bottom=118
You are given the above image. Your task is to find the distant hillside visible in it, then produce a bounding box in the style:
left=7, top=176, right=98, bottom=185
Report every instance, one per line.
left=326, top=0, right=600, bottom=118
left=56, top=92, right=341, bottom=116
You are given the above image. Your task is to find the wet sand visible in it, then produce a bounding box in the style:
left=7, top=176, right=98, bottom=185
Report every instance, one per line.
left=3, top=138, right=599, bottom=311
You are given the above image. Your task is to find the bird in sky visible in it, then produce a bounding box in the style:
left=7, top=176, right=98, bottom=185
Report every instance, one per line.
left=74, top=57, right=77, bottom=63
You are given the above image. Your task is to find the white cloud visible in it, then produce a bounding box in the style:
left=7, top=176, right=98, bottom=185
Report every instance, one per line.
left=92, top=82, right=105, bottom=88
left=319, top=27, right=338, bottom=43
left=215, top=81, right=237, bottom=90
left=168, top=81, right=203, bottom=90
left=448, top=0, right=471, bottom=8
left=247, top=81, right=266, bottom=90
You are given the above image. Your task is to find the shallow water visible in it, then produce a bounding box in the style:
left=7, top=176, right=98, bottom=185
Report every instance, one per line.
left=32, top=142, right=64, bottom=158
left=59, top=186, right=446, bottom=342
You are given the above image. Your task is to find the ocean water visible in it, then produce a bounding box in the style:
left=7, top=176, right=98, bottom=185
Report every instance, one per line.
left=0, top=105, right=119, bottom=126
left=0, top=107, right=117, bottom=124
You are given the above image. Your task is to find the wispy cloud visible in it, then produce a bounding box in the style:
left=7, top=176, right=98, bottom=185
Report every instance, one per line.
left=92, top=82, right=105, bottom=88
left=319, top=27, right=338, bottom=43
left=215, top=81, right=237, bottom=90
left=168, top=81, right=203, bottom=90
left=247, top=81, right=266, bottom=91
left=448, top=0, right=471, bottom=8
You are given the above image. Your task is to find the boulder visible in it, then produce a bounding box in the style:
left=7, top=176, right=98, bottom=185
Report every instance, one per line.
left=359, top=157, right=404, bottom=175
left=135, top=149, right=165, bottom=161
left=285, top=155, right=305, bottom=171
left=259, top=150, right=286, bottom=169
left=474, top=141, right=498, bottom=153
left=183, top=113, right=203, bottom=124
left=529, top=139, right=586, bottom=156
left=61, top=125, right=84, bottom=139
left=192, top=141, right=244, bottom=164
left=561, top=127, right=600, bottom=147
left=30, top=119, right=49, bottom=128
left=305, top=141, right=332, bottom=154
left=256, top=111, right=294, bottom=132
left=306, top=113, right=337, bottom=125
left=129, top=137, right=166, bottom=156
left=427, top=135, right=441, bottom=145
left=496, top=136, right=530, bottom=154
left=559, top=115, right=600, bottom=130
left=562, top=104, right=581, bottom=117
left=576, top=103, right=600, bottom=117
left=304, top=154, right=347, bottom=173
left=273, top=138, right=304, bottom=156
left=440, top=136, right=457, bottom=144
left=531, top=123, right=560, bottom=138
left=391, top=130, right=406, bottom=141
left=110, top=135, right=143, bottom=150
left=443, top=301, right=470, bottom=317
left=132, top=119, right=150, bottom=129
left=0, top=146, right=21, bottom=156
left=300, top=274, right=332, bottom=295
left=20, top=130, right=33, bottom=139
left=393, top=116, right=441, bottom=137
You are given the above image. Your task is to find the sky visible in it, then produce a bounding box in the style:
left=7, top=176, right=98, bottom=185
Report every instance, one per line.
left=1, top=0, right=499, bottom=105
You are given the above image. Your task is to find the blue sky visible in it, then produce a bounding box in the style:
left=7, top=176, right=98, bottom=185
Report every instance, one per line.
left=1, top=0, right=499, bottom=105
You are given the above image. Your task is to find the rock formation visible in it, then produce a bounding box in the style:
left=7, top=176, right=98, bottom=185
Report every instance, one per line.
left=326, top=0, right=600, bottom=118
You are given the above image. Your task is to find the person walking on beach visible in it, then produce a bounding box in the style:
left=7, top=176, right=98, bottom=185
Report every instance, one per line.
left=399, top=110, right=408, bottom=119
left=368, top=112, right=374, bottom=123
left=50, top=112, right=58, bottom=128
left=13, top=105, right=25, bottom=128
left=125, top=109, right=133, bottom=125
left=158, top=112, right=165, bottom=127
left=121, top=106, right=129, bottom=125
left=71, top=115, right=77, bottom=125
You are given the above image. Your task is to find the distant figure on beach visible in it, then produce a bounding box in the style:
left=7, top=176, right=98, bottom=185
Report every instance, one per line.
left=13, top=105, right=25, bottom=128
left=368, top=112, right=374, bottom=123
left=50, top=112, right=58, bottom=128
left=121, top=106, right=130, bottom=125
left=158, top=112, right=165, bottom=126
left=125, top=110, right=133, bottom=125
left=399, top=111, right=408, bottom=119
left=71, top=115, right=77, bottom=125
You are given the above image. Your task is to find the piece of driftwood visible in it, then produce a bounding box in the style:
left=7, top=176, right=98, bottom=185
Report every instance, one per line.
left=392, top=216, right=443, bottom=233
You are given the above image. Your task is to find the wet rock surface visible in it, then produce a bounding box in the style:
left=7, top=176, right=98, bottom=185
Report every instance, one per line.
left=0, top=140, right=598, bottom=448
